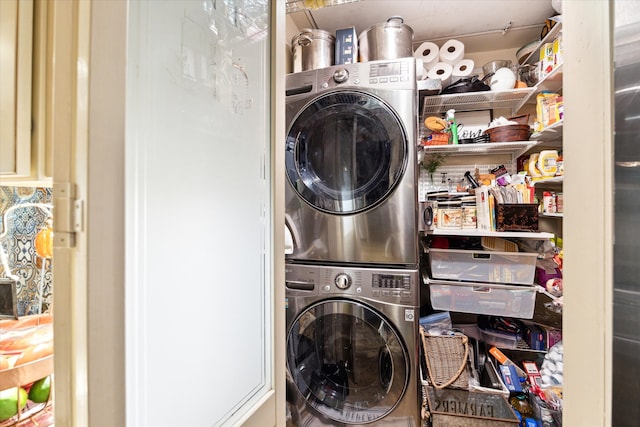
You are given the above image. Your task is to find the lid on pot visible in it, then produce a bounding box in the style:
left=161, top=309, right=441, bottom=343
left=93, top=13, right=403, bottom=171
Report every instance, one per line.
left=359, top=16, right=414, bottom=37
left=291, top=28, right=335, bottom=46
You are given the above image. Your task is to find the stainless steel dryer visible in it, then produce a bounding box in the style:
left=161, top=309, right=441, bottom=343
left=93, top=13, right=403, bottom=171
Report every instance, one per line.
left=285, top=263, right=420, bottom=426
left=285, top=58, right=419, bottom=268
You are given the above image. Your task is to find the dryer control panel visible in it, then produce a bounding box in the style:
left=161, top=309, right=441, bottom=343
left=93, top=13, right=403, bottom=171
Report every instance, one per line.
left=313, top=57, right=417, bottom=90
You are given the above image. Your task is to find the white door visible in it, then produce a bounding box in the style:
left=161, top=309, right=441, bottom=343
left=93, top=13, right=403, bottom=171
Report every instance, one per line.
left=52, top=1, right=285, bottom=426
left=123, top=1, right=284, bottom=426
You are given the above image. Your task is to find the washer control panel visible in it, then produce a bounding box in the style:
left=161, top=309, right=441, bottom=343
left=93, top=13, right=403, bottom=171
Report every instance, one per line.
left=285, top=264, right=419, bottom=305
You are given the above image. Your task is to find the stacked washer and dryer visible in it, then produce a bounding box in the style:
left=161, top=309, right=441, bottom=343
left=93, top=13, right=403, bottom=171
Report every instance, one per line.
left=284, top=57, right=422, bottom=426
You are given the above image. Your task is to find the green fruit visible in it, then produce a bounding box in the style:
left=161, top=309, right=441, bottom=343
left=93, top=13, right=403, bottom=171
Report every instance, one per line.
left=0, top=387, right=28, bottom=421
left=28, top=376, right=51, bottom=403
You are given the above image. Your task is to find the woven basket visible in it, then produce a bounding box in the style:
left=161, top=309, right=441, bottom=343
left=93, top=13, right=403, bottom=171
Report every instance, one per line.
left=483, top=124, right=532, bottom=142
left=420, top=326, right=470, bottom=390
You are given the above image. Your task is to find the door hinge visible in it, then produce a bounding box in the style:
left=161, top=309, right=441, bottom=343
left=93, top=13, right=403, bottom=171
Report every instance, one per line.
left=53, top=182, right=84, bottom=248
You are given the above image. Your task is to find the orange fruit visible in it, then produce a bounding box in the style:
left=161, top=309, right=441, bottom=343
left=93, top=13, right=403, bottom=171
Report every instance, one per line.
left=35, top=226, right=53, bottom=259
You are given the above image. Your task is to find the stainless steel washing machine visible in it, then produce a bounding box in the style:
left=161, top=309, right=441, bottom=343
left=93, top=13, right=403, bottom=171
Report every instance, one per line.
left=285, top=58, right=419, bottom=268
left=285, top=263, right=420, bottom=426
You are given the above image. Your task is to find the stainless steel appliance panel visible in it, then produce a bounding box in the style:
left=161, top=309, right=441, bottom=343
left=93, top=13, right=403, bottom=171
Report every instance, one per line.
left=285, top=263, right=420, bottom=426
left=285, top=59, right=419, bottom=267
left=613, top=2, right=640, bottom=424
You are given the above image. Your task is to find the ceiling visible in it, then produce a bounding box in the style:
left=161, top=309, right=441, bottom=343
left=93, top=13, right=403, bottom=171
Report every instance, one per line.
left=288, top=0, right=559, bottom=53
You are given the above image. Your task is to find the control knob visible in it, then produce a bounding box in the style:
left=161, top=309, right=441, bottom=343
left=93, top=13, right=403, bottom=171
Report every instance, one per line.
left=334, top=273, right=352, bottom=290
left=333, top=68, right=349, bottom=83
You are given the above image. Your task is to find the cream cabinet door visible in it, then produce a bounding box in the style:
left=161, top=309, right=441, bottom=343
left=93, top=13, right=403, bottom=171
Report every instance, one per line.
left=0, top=0, right=33, bottom=178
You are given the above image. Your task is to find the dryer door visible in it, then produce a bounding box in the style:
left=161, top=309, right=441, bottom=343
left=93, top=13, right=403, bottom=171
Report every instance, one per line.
left=286, top=299, right=409, bottom=424
left=285, top=90, right=407, bottom=215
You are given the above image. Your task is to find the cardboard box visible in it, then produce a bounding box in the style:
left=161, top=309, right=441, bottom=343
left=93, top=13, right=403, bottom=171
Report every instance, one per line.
left=475, top=186, right=492, bottom=231
left=539, top=42, right=554, bottom=76
left=542, top=325, right=563, bottom=349
left=496, top=203, right=538, bottom=232
left=499, top=365, right=523, bottom=392
left=335, top=27, right=357, bottom=65
left=523, top=323, right=546, bottom=351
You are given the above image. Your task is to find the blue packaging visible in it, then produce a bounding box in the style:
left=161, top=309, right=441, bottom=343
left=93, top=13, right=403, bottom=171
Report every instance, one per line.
left=525, top=417, right=541, bottom=427
left=524, top=323, right=546, bottom=351
left=335, top=27, right=358, bottom=65
left=499, top=364, right=523, bottom=392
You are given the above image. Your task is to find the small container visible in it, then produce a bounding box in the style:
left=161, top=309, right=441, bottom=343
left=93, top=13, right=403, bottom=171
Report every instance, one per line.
left=437, top=201, right=462, bottom=229
left=483, top=124, right=532, bottom=142
left=556, top=153, right=564, bottom=176
left=556, top=193, right=564, bottom=213
left=543, top=191, right=556, bottom=214
left=480, top=328, right=520, bottom=350
left=537, top=150, right=558, bottom=176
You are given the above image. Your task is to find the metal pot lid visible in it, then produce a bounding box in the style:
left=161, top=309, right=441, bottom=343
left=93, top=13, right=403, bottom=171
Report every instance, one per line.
left=358, top=16, right=414, bottom=38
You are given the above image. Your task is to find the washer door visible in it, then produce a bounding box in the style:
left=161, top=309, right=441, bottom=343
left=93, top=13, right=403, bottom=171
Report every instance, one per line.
left=286, top=299, right=409, bottom=424
left=285, top=90, right=407, bottom=215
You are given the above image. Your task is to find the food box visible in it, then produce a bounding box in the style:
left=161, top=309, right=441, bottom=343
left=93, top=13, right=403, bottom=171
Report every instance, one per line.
left=429, top=248, right=538, bottom=285
left=496, top=203, right=539, bottom=232
left=428, top=279, right=537, bottom=318
left=335, top=27, right=357, bottom=65
left=522, top=322, right=546, bottom=350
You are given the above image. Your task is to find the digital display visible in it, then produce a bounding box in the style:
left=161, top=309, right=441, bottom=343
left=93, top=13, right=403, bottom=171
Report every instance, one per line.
left=373, top=273, right=410, bottom=289
left=371, top=62, right=402, bottom=77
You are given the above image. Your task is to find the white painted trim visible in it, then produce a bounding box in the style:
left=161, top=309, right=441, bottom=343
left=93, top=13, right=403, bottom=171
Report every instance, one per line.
left=563, top=1, right=613, bottom=426
left=50, top=0, right=89, bottom=425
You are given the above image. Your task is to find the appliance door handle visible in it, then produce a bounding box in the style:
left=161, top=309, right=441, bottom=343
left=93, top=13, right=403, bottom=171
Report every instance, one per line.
left=286, top=280, right=315, bottom=291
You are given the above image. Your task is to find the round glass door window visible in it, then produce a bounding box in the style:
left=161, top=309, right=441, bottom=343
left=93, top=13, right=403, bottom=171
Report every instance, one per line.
left=286, top=299, right=409, bottom=424
left=285, top=90, right=408, bottom=214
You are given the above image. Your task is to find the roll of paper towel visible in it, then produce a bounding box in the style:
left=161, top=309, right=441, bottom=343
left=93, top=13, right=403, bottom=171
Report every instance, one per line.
left=413, top=41, right=440, bottom=71
left=439, top=39, right=465, bottom=65
left=427, top=62, right=453, bottom=87
left=452, top=59, right=475, bottom=78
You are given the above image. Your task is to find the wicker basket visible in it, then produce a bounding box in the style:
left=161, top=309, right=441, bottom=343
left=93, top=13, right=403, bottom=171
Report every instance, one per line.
left=483, top=124, right=532, bottom=142
left=420, top=326, right=470, bottom=390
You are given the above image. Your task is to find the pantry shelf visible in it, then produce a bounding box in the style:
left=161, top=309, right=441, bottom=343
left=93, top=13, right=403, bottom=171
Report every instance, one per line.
left=420, top=140, right=540, bottom=158
left=532, top=176, right=564, bottom=187
left=531, top=120, right=564, bottom=142
left=541, top=213, right=563, bottom=219
left=425, top=228, right=554, bottom=239
left=514, top=65, right=563, bottom=111
left=521, top=21, right=563, bottom=66
left=421, top=88, right=534, bottom=115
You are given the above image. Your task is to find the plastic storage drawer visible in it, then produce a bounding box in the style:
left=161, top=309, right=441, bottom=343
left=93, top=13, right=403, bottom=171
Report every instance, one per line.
left=428, top=278, right=536, bottom=318
left=428, top=248, right=537, bottom=285
left=479, top=328, right=520, bottom=350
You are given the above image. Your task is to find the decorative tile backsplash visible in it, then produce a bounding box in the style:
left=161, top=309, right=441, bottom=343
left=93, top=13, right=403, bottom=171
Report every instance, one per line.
left=0, top=186, right=53, bottom=316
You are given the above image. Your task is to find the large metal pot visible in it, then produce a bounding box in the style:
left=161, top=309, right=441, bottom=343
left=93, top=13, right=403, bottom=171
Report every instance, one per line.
left=358, top=16, right=414, bottom=62
left=291, top=29, right=335, bottom=72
